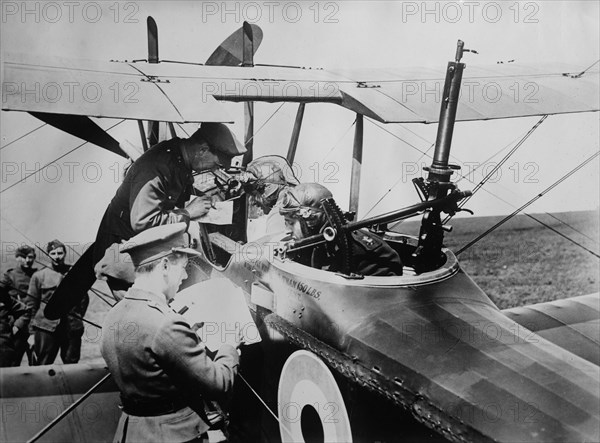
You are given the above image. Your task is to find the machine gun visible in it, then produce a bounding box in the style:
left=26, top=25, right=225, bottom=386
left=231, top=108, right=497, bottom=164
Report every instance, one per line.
left=283, top=189, right=471, bottom=270
left=283, top=42, right=476, bottom=274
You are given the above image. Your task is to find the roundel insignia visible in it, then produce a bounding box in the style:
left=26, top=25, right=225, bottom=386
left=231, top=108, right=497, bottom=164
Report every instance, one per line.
left=277, top=350, right=352, bottom=443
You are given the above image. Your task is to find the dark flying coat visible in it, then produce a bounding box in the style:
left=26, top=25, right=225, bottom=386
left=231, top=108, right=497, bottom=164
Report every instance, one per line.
left=94, top=138, right=194, bottom=263
left=311, top=228, right=403, bottom=276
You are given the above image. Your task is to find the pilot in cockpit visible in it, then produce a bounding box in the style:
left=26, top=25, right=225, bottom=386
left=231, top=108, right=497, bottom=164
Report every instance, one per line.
left=279, top=183, right=403, bottom=276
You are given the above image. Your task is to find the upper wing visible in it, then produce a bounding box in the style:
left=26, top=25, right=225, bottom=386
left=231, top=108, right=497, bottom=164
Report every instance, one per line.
left=1, top=53, right=233, bottom=123
left=329, top=63, right=600, bottom=123
left=3, top=53, right=598, bottom=124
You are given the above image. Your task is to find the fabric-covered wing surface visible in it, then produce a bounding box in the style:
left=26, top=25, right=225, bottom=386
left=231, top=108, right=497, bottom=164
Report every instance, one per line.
left=503, top=293, right=600, bottom=366
left=328, top=63, right=600, bottom=122
left=3, top=54, right=598, bottom=123
left=1, top=53, right=232, bottom=123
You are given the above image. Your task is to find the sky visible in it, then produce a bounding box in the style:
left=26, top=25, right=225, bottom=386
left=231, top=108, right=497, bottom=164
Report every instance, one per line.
left=1, top=0, right=599, bottom=252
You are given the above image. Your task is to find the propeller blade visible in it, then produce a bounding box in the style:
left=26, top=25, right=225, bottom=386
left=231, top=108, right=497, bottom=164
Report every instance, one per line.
left=205, top=23, right=263, bottom=66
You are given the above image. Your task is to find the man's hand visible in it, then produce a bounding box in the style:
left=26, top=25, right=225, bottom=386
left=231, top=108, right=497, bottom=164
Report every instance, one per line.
left=185, top=195, right=213, bottom=220
left=235, top=328, right=245, bottom=354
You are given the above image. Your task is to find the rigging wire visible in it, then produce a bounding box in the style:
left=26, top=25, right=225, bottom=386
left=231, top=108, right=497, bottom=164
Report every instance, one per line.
left=456, top=150, right=600, bottom=256
left=27, top=373, right=112, bottom=443
left=0, top=119, right=125, bottom=194
left=0, top=123, right=47, bottom=151
left=368, top=116, right=542, bottom=219
left=246, top=102, right=286, bottom=146
left=238, top=373, right=294, bottom=440
left=453, top=124, right=542, bottom=187
left=363, top=117, right=436, bottom=217
left=368, top=117, right=598, bottom=256
left=437, top=113, right=597, bottom=247
left=365, top=117, right=431, bottom=157
left=178, top=103, right=286, bottom=148
left=420, top=178, right=600, bottom=258
left=564, top=59, right=600, bottom=78
left=519, top=213, right=600, bottom=259
left=64, top=243, right=117, bottom=304
left=89, top=286, right=116, bottom=308
left=176, top=122, right=191, bottom=137
left=444, top=115, right=548, bottom=223
left=1, top=279, right=101, bottom=329
left=540, top=212, right=598, bottom=243
left=322, top=117, right=357, bottom=161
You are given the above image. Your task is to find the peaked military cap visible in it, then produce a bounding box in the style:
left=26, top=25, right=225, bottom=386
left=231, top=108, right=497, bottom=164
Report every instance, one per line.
left=120, top=223, right=202, bottom=267
left=190, top=122, right=246, bottom=156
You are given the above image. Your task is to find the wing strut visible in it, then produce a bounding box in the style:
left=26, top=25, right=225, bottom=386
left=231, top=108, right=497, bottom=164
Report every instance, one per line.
left=147, top=16, right=159, bottom=64
left=242, top=21, right=254, bottom=166
left=137, top=120, right=149, bottom=151
left=287, top=103, right=305, bottom=164
left=146, top=16, right=160, bottom=148
left=349, top=114, right=364, bottom=215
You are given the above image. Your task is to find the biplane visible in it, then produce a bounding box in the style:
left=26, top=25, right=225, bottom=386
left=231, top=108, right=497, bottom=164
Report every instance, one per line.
left=1, top=13, right=599, bottom=443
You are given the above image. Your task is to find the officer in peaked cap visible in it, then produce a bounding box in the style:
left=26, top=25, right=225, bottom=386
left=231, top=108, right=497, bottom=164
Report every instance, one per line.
left=46, top=122, right=245, bottom=321
left=120, top=222, right=202, bottom=270
left=101, top=223, right=240, bottom=443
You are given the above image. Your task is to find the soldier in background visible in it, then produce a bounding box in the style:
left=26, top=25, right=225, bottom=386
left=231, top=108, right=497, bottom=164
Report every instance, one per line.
left=101, top=223, right=240, bottom=443
left=0, top=245, right=37, bottom=366
left=27, top=240, right=89, bottom=365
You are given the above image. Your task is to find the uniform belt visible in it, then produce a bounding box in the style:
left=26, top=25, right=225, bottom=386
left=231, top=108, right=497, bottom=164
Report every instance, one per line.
left=120, top=396, right=188, bottom=417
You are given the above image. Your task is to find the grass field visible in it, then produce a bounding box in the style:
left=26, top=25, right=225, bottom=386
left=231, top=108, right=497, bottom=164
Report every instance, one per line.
left=441, top=210, right=598, bottom=309
left=3, top=210, right=598, bottom=364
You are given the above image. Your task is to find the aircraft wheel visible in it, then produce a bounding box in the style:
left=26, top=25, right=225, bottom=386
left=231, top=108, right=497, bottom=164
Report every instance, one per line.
left=277, top=350, right=352, bottom=443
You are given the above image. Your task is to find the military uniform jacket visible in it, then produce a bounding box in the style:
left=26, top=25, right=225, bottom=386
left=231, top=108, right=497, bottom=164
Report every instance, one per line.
left=0, top=266, right=37, bottom=335
left=100, top=287, right=239, bottom=442
left=26, top=265, right=88, bottom=333
left=311, top=228, right=403, bottom=276
left=1, top=266, right=37, bottom=302
left=94, top=139, right=193, bottom=262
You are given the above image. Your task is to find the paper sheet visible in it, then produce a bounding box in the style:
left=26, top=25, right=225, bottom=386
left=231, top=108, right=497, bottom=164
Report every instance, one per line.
left=170, top=278, right=261, bottom=351
left=194, top=199, right=234, bottom=225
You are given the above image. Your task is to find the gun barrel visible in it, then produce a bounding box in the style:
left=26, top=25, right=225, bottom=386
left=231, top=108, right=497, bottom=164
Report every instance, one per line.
left=287, top=191, right=471, bottom=253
